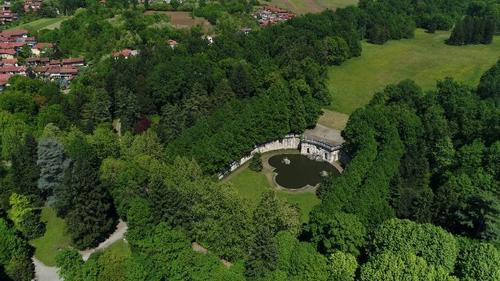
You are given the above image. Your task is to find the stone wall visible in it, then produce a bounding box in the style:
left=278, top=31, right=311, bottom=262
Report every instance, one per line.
left=219, top=135, right=301, bottom=179
left=219, top=134, right=346, bottom=179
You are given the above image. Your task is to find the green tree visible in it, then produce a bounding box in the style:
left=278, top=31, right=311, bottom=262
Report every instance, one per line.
left=306, top=211, right=366, bottom=256
left=59, top=160, right=116, bottom=249
left=360, top=251, right=457, bottom=281
left=8, top=193, right=45, bottom=239
left=455, top=241, right=500, bottom=281
left=249, top=152, right=263, bottom=172
left=10, top=134, right=40, bottom=198
left=327, top=251, right=357, bottom=281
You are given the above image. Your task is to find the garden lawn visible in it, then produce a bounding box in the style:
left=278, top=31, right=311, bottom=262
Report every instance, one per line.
left=328, top=29, right=500, bottom=114
left=7, top=17, right=70, bottom=32
left=269, top=0, right=358, bottom=14
left=226, top=167, right=320, bottom=222
left=100, top=240, right=131, bottom=258
left=30, top=207, right=71, bottom=266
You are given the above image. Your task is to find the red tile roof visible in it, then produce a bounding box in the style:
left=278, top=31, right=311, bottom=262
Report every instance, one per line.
left=0, top=73, right=11, bottom=85
left=0, top=65, right=25, bottom=73
left=0, top=49, right=16, bottom=55
left=0, top=29, right=28, bottom=37
left=1, top=58, right=17, bottom=65
left=62, top=57, right=84, bottom=64
left=34, top=42, right=53, bottom=49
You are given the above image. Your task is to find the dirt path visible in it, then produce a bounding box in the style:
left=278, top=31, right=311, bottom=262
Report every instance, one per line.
left=79, top=220, right=128, bottom=261
left=33, top=257, right=60, bottom=281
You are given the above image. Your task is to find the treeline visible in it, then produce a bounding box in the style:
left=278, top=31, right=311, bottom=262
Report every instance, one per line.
left=303, top=60, right=500, bottom=280
left=447, top=1, right=499, bottom=45
left=63, top=6, right=364, bottom=173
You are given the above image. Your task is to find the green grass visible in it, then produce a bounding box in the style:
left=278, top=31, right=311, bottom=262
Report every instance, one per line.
left=7, top=17, right=70, bottom=32
left=328, top=29, right=500, bottom=114
left=227, top=167, right=320, bottom=222
left=99, top=240, right=131, bottom=258
left=268, top=0, right=358, bottom=14
left=30, top=207, right=72, bottom=266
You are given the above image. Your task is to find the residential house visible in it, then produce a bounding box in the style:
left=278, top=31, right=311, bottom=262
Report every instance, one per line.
left=112, top=48, right=139, bottom=59
left=24, top=0, right=43, bottom=12
left=0, top=5, right=18, bottom=24
left=31, top=42, right=54, bottom=56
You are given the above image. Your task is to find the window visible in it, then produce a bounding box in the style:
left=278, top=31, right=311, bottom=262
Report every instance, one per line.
left=307, top=148, right=310, bottom=154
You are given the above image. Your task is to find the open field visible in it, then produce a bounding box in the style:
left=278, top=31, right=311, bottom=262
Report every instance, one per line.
left=7, top=17, right=70, bottom=32
left=225, top=151, right=321, bottom=222
left=328, top=29, right=500, bottom=114
left=30, top=207, right=71, bottom=266
left=317, top=109, right=349, bottom=130
left=267, top=0, right=358, bottom=14
left=144, top=11, right=212, bottom=32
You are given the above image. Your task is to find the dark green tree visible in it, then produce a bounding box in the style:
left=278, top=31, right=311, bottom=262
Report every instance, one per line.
left=10, top=134, right=40, bottom=199
left=249, top=153, right=263, bottom=172
left=60, top=160, right=116, bottom=249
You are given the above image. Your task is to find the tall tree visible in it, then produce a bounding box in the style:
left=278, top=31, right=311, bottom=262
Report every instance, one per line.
left=10, top=134, right=40, bottom=199
left=60, top=160, right=116, bottom=249
left=36, top=138, right=67, bottom=198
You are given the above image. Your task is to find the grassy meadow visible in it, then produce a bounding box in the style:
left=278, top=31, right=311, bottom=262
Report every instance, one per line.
left=30, top=207, right=72, bottom=266
left=268, top=0, right=358, bottom=14
left=328, top=29, right=500, bottom=114
left=7, top=17, right=70, bottom=33
left=226, top=162, right=320, bottom=223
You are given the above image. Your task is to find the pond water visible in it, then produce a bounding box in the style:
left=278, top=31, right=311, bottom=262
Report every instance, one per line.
left=268, top=154, right=339, bottom=189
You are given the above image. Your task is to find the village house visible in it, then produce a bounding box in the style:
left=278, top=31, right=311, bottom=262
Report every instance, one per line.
left=62, top=57, right=85, bottom=67
left=0, top=29, right=28, bottom=39
left=31, top=42, right=54, bottom=56
left=0, top=4, right=18, bottom=24
left=254, top=5, right=295, bottom=27
left=0, top=65, right=26, bottom=75
left=112, top=48, right=139, bottom=59
left=0, top=48, right=16, bottom=59
left=0, top=73, right=11, bottom=90
left=23, top=0, right=43, bottom=12
left=167, top=39, right=178, bottom=48
left=1, top=58, right=18, bottom=66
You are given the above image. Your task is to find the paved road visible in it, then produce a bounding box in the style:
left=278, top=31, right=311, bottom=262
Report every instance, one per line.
left=33, top=220, right=128, bottom=281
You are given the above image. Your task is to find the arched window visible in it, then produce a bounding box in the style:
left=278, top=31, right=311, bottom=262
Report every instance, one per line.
left=307, top=148, right=310, bottom=154
left=325, top=153, right=328, bottom=159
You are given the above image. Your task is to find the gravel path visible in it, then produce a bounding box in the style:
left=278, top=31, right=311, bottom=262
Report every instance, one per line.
left=33, top=220, right=128, bottom=281
left=79, top=220, right=128, bottom=261
left=33, top=257, right=60, bottom=281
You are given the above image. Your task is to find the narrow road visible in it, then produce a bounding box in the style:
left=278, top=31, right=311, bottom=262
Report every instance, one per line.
left=33, top=220, right=128, bottom=281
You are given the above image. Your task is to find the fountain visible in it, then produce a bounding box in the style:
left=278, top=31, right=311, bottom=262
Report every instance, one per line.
left=269, top=154, right=340, bottom=189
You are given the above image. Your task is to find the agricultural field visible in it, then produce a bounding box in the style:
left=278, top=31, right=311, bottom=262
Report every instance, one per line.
left=144, top=11, right=212, bottom=33
left=328, top=29, right=500, bottom=114
left=7, top=17, right=70, bottom=33
left=267, top=0, right=358, bottom=14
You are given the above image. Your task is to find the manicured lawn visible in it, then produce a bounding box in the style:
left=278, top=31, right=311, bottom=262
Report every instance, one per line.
left=100, top=240, right=131, bottom=258
left=328, top=29, right=500, bottom=114
left=7, top=17, right=70, bottom=32
left=226, top=166, right=320, bottom=222
left=30, top=207, right=72, bottom=266
left=269, top=0, right=358, bottom=14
